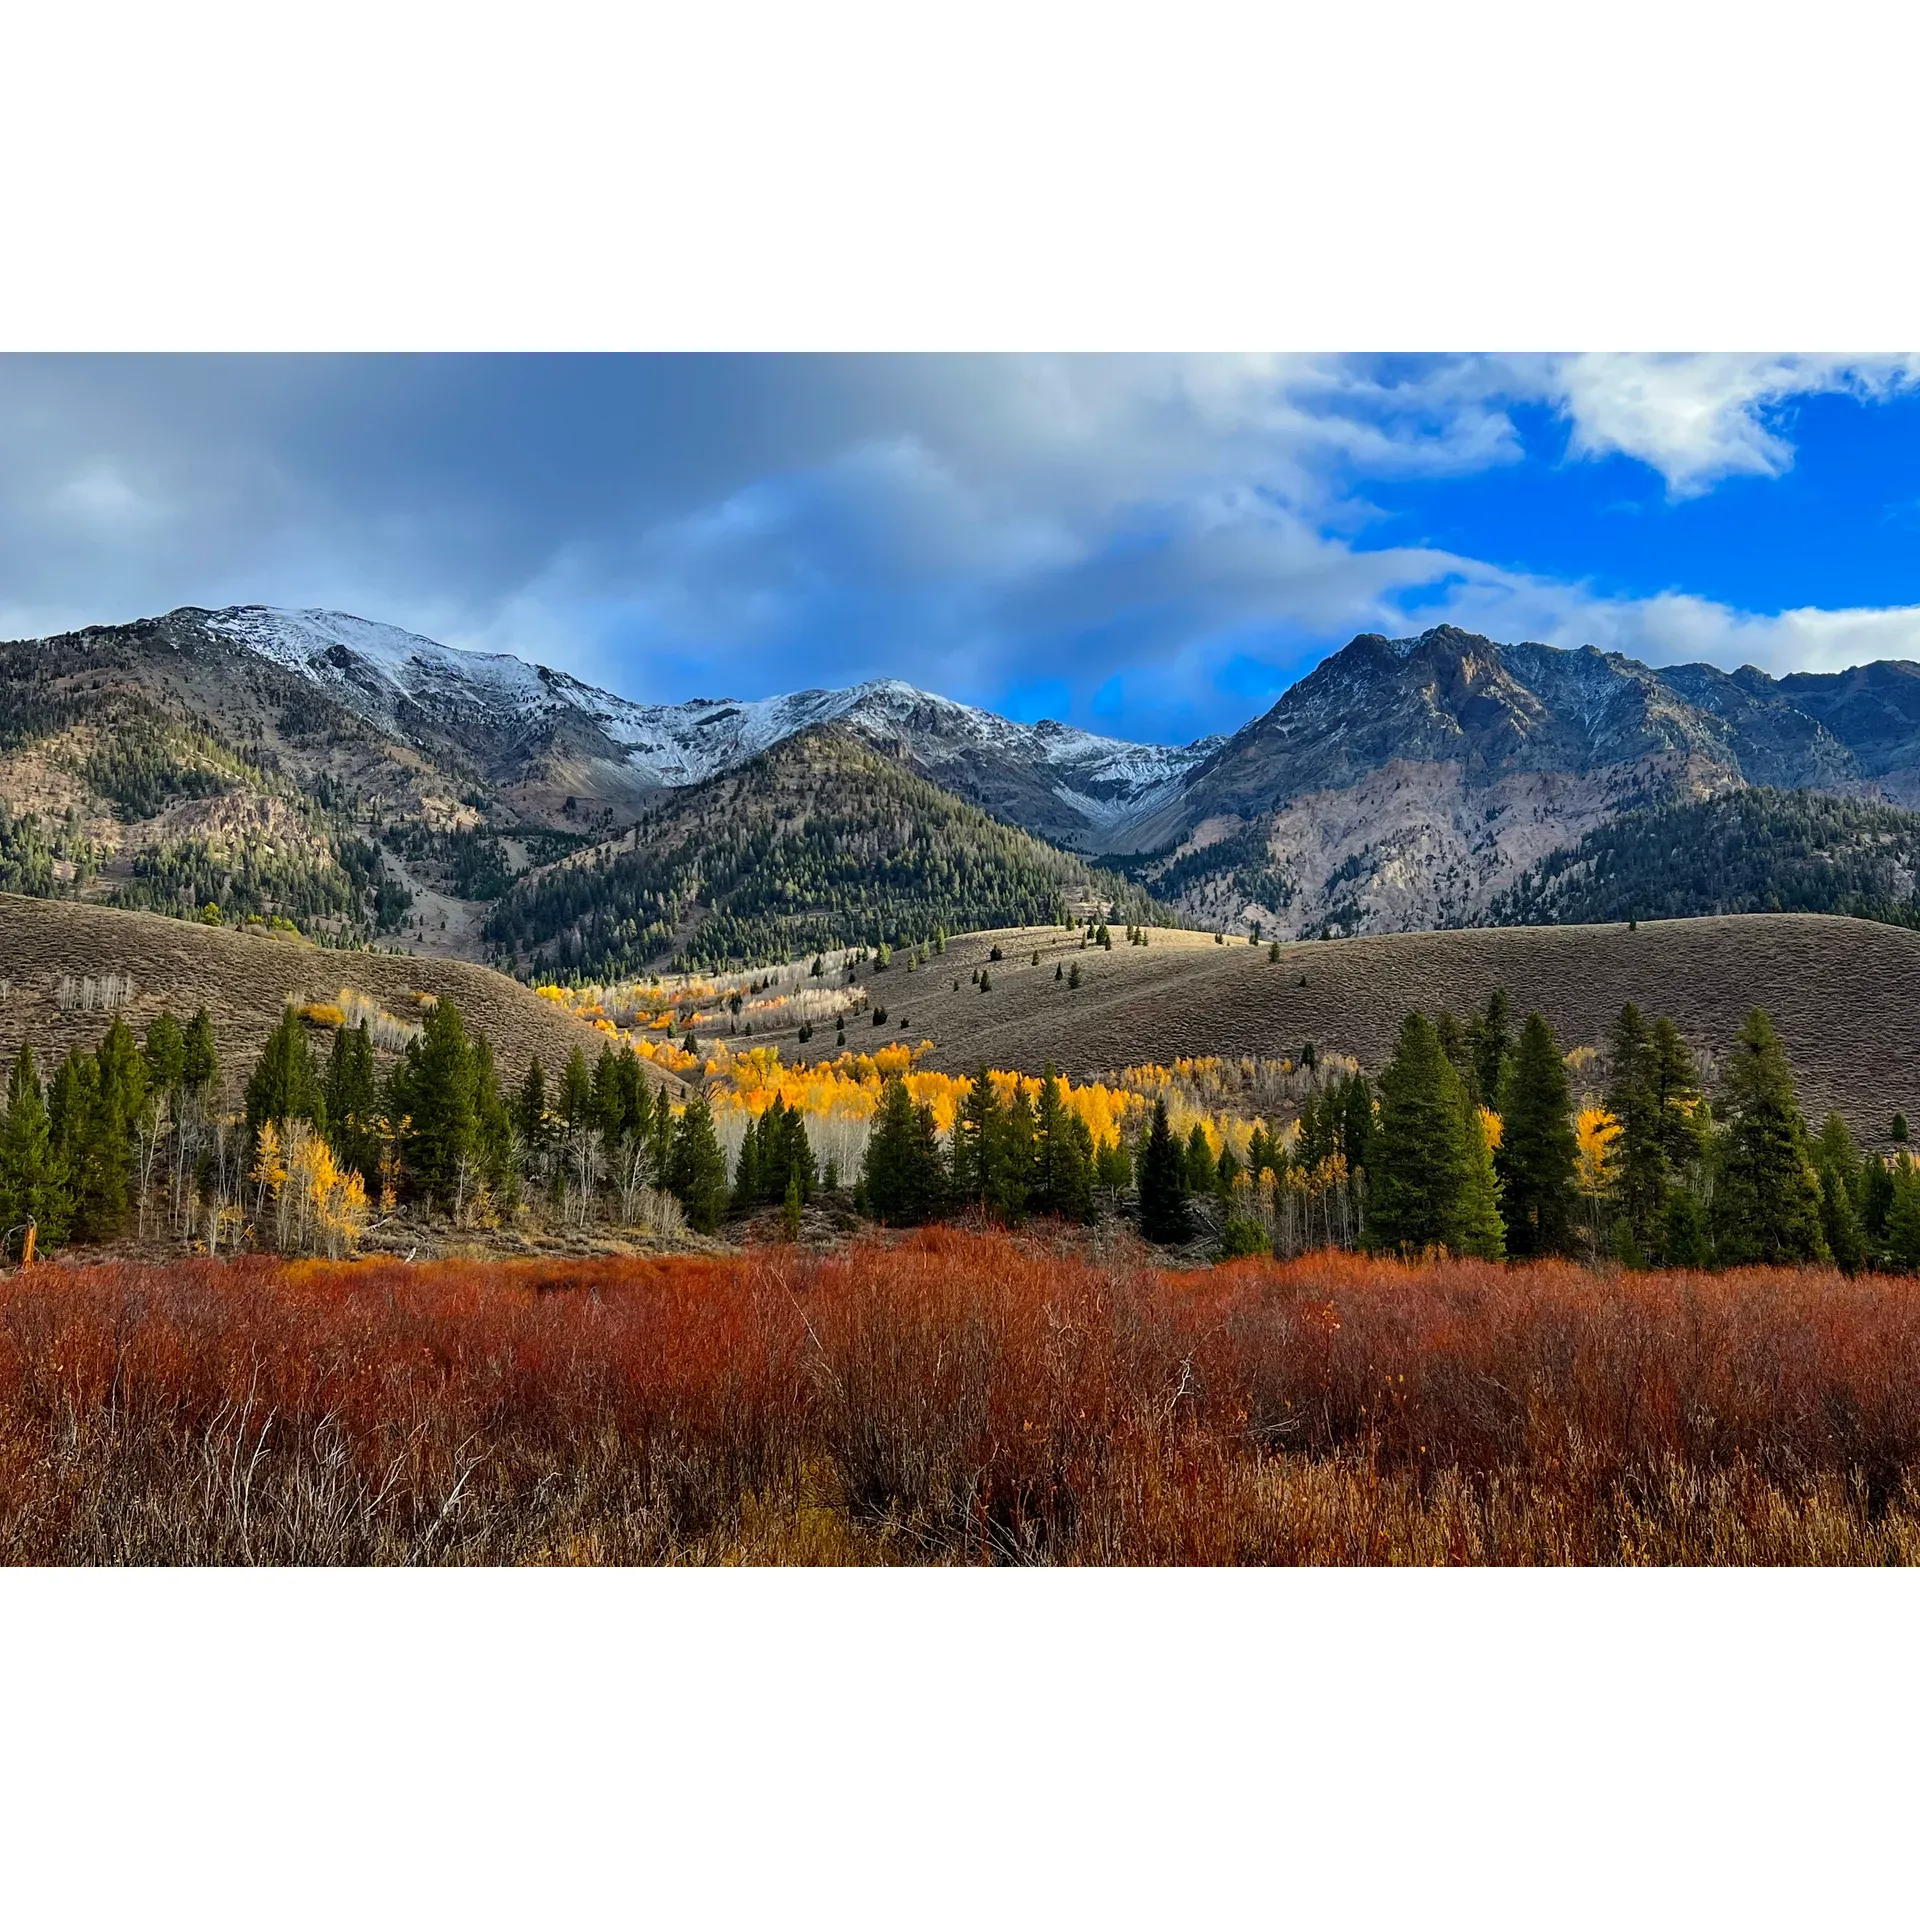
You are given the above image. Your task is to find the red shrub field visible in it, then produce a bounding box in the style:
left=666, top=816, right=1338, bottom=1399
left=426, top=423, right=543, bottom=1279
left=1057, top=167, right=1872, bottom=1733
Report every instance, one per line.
left=5, top=1231, right=1920, bottom=1563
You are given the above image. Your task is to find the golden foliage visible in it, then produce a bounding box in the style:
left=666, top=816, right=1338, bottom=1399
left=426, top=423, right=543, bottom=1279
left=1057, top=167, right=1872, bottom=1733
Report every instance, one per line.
left=1575, top=1104, right=1623, bottom=1196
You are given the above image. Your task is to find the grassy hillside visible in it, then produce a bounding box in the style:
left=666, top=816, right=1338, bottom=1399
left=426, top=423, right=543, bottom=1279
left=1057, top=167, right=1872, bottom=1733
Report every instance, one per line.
left=0, top=892, right=684, bottom=1097
left=485, top=725, right=1169, bottom=977
left=791, top=913, right=1920, bottom=1144
left=1489, top=787, right=1920, bottom=930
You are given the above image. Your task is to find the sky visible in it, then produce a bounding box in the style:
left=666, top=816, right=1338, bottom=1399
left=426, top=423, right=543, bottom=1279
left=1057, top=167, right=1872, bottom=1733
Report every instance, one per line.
left=4, top=352, right=1920, bottom=745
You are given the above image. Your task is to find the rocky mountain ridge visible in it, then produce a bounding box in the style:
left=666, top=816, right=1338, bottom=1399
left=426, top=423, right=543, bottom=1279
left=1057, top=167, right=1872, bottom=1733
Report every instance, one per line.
left=8, top=603, right=1920, bottom=955
left=1120, top=624, right=1920, bottom=937
left=195, top=606, right=1210, bottom=843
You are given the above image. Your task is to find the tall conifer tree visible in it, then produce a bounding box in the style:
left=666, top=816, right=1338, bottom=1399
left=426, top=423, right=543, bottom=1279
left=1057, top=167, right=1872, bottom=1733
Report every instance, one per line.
left=392, top=998, right=478, bottom=1212
left=244, top=1009, right=316, bottom=1141
left=1496, top=1012, right=1578, bottom=1259
left=668, top=1097, right=729, bottom=1232
left=1711, top=1009, right=1827, bottom=1266
left=1364, top=1013, right=1466, bottom=1256
left=0, top=1044, right=66, bottom=1248
left=1452, top=1074, right=1506, bottom=1258
left=1137, top=1098, right=1191, bottom=1245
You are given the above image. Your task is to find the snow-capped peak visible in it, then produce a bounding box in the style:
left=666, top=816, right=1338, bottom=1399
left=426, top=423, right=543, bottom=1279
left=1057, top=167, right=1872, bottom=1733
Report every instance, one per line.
left=198, top=605, right=1207, bottom=840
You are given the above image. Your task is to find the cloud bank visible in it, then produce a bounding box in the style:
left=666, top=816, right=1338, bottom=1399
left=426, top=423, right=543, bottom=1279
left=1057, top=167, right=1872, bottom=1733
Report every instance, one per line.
left=1, top=353, right=1916, bottom=741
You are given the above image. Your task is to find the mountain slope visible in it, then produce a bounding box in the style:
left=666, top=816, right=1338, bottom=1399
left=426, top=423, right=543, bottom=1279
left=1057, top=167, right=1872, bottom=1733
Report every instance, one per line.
left=1489, top=787, right=1920, bottom=931
left=200, top=606, right=1208, bottom=843
left=482, top=725, right=1167, bottom=976
left=0, top=618, right=421, bottom=942
left=1116, top=623, right=1920, bottom=938
left=15, top=600, right=1920, bottom=963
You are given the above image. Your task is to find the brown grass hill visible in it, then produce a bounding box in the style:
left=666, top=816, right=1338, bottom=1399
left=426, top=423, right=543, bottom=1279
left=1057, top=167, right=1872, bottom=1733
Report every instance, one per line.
left=0, top=892, right=684, bottom=1100
left=483, top=725, right=1167, bottom=978
left=1109, top=625, right=1920, bottom=941
left=807, top=913, right=1920, bottom=1147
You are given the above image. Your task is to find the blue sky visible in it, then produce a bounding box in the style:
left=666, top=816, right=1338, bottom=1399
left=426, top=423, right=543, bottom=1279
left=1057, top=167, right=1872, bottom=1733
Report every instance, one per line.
left=4, top=353, right=1919, bottom=743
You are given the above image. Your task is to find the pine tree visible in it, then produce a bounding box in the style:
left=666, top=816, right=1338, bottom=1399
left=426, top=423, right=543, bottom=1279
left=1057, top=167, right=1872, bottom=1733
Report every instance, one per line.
left=783, top=1100, right=818, bottom=1200
left=1496, top=1012, right=1578, bottom=1259
left=0, top=1044, right=67, bottom=1250
left=1184, top=1123, right=1217, bottom=1196
left=1364, top=1013, right=1467, bottom=1257
left=1710, top=1009, right=1827, bottom=1266
left=1452, top=1073, right=1505, bottom=1258
left=322, top=1019, right=382, bottom=1188
left=1811, top=1113, right=1866, bottom=1274
left=991, top=1085, right=1036, bottom=1223
left=949, top=1069, right=999, bottom=1210
left=392, top=998, right=478, bottom=1214
left=516, top=1055, right=548, bottom=1144
left=668, top=1097, right=729, bottom=1232
left=653, top=1091, right=676, bottom=1197
left=1656, top=1187, right=1711, bottom=1268
left=1648, top=1018, right=1708, bottom=1180
left=471, top=1034, right=517, bottom=1208
left=1137, top=1098, right=1191, bottom=1245
left=245, top=1009, right=317, bottom=1141
left=732, top=1111, right=764, bottom=1214
left=1886, top=1156, right=1920, bottom=1271
left=48, top=1044, right=130, bottom=1245
left=1467, top=988, right=1512, bottom=1110
left=1033, top=1069, right=1093, bottom=1222
left=1605, top=1003, right=1663, bottom=1257
left=143, top=1011, right=186, bottom=1100
left=182, top=1007, right=218, bottom=1093
left=1860, top=1149, right=1897, bottom=1248
left=590, top=1046, right=620, bottom=1146
left=1339, top=1071, right=1376, bottom=1179
left=862, top=1077, right=946, bottom=1225
left=558, top=1045, right=592, bottom=1136
left=78, top=1018, right=145, bottom=1242
left=910, top=1101, right=948, bottom=1220
left=611, top=1051, right=648, bottom=1146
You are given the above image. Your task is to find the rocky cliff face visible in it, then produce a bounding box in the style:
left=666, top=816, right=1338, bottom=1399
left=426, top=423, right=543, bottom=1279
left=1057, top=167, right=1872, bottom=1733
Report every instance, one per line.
left=1119, top=624, right=1915, bottom=937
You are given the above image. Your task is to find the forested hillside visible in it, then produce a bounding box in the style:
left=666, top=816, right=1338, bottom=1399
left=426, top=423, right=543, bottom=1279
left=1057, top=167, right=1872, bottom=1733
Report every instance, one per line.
left=1490, top=788, right=1920, bottom=931
left=0, top=626, right=416, bottom=941
left=485, top=726, right=1167, bottom=976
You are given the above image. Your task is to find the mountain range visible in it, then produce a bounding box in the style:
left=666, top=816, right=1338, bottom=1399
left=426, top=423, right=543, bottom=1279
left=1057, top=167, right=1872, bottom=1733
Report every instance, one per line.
left=5, top=602, right=1920, bottom=966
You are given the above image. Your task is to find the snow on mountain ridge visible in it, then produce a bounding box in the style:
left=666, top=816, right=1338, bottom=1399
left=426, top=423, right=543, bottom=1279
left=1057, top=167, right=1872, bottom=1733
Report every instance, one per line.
left=201, top=605, right=1205, bottom=825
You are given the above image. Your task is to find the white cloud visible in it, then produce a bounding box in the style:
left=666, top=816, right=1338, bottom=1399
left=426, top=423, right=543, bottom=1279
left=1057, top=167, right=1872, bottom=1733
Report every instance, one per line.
left=1419, top=565, right=1920, bottom=681
left=50, top=464, right=159, bottom=526
left=1527, top=353, right=1920, bottom=496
